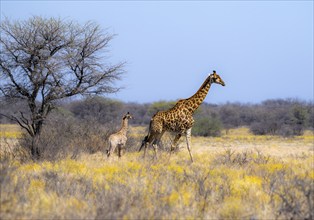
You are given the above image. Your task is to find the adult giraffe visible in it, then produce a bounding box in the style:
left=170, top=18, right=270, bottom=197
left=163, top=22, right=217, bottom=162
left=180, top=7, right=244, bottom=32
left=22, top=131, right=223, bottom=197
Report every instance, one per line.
left=139, top=70, right=225, bottom=162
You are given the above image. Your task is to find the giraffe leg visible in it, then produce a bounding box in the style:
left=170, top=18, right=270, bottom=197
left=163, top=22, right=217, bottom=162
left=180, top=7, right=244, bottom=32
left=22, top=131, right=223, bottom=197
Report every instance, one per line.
left=143, top=142, right=149, bottom=159
left=118, top=145, right=122, bottom=158
left=152, top=131, right=165, bottom=160
left=107, top=142, right=115, bottom=158
left=171, top=133, right=182, bottom=152
left=153, top=143, right=158, bottom=160
left=111, top=144, right=118, bottom=157
left=185, top=128, right=194, bottom=162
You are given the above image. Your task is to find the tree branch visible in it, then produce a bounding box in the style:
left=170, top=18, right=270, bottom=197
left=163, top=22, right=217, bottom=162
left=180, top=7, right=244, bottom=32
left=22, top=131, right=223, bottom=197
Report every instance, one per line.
left=0, top=16, right=125, bottom=147
left=0, top=112, right=34, bottom=136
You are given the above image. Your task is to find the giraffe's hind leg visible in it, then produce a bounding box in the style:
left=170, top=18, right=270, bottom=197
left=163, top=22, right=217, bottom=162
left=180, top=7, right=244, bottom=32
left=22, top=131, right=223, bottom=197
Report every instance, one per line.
left=107, top=142, right=115, bottom=158
left=171, top=133, right=182, bottom=152
left=143, top=142, right=149, bottom=159
left=153, top=131, right=165, bottom=160
left=118, top=144, right=123, bottom=158
left=185, top=128, right=194, bottom=162
left=153, top=143, right=158, bottom=159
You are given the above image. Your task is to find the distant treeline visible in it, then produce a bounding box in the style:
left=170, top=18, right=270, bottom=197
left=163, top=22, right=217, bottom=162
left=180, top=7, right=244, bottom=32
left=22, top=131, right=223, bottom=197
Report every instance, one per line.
left=1, top=97, right=313, bottom=137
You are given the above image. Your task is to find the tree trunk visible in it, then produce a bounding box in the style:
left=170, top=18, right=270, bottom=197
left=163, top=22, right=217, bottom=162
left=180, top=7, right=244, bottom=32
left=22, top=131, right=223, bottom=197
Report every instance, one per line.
left=30, top=119, right=43, bottom=160
left=31, top=134, right=40, bottom=160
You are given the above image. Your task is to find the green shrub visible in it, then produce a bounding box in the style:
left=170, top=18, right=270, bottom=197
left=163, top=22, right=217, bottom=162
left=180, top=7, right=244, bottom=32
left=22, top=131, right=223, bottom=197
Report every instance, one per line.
left=192, top=116, right=222, bottom=137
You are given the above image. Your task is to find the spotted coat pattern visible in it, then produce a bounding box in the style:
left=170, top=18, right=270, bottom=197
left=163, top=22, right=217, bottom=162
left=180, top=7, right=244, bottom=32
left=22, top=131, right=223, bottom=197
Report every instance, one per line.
left=107, top=112, right=133, bottom=158
left=140, top=71, right=225, bottom=162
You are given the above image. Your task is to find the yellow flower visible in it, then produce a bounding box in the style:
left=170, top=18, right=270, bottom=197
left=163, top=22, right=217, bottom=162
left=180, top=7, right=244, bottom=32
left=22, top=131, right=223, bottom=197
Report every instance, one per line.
left=168, top=191, right=180, bottom=206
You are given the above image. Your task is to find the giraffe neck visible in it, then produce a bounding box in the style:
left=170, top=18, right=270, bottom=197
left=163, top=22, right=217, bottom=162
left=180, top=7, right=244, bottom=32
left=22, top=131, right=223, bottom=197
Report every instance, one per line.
left=119, top=118, right=129, bottom=135
left=185, top=75, right=212, bottom=113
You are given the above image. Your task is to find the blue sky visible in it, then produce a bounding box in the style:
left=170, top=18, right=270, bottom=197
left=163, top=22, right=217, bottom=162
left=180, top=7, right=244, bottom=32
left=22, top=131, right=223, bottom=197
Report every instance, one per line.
left=1, top=1, right=313, bottom=104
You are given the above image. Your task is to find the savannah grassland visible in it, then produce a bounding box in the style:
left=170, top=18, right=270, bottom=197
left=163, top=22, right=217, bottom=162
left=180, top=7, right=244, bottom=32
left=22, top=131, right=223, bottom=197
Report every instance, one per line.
left=0, top=125, right=313, bottom=219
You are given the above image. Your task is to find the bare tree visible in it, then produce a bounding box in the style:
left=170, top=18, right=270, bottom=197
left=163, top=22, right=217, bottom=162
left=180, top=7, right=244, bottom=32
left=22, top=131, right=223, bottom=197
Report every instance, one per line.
left=0, top=16, right=124, bottom=159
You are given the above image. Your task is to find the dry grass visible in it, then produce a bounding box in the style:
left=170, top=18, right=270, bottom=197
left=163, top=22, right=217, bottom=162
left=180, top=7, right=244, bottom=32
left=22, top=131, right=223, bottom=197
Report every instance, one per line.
left=191, top=127, right=313, bottom=159
left=0, top=124, right=22, bottom=138
left=0, top=124, right=26, bottom=160
left=1, top=125, right=313, bottom=219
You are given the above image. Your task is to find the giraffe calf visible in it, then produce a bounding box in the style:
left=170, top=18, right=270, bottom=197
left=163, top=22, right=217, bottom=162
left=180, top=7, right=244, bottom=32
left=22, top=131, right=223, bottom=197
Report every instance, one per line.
left=107, top=112, right=133, bottom=158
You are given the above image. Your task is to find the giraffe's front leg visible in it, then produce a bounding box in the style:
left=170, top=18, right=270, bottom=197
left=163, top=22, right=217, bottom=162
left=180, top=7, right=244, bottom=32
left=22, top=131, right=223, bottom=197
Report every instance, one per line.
left=185, top=128, right=194, bottom=162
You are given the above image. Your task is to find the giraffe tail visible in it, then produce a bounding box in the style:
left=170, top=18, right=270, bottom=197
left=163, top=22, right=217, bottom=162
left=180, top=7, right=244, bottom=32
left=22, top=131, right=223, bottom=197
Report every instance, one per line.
left=138, top=119, right=153, bottom=152
left=138, top=135, right=148, bottom=152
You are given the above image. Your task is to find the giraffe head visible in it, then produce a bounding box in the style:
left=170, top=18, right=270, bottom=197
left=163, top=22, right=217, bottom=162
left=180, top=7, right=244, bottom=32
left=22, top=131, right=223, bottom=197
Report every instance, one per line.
left=210, top=70, right=225, bottom=86
left=123, top=112, right=133, bottom=120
